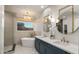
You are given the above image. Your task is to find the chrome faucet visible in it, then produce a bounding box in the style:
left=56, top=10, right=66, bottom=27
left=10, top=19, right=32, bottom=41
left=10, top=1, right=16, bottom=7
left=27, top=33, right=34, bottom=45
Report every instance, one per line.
left=50, top=27, right=56, bottom=39
left=61, top=37, right=69, bottom=43
left=50, top=34, right=55, bottom=39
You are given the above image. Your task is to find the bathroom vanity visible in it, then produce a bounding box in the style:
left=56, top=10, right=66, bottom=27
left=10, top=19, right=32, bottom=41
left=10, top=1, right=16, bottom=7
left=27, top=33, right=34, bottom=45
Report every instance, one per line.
left=35, top=36, right=78, bottom=54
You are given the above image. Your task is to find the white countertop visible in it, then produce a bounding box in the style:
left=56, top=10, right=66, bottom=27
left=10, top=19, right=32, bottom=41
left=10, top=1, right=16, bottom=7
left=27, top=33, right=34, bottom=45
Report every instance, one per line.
left=35, top=36, right=78, bottom=54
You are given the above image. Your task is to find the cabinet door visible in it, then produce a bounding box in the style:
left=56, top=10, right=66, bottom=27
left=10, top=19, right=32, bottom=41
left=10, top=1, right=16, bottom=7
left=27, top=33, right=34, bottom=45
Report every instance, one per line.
left=46, top=44, right=69, bottom=54
left=46, top=47, right=53, bottom=54
left=39, top=42, right=46, bottom=54
left=35, top=38, right=40, bottom=52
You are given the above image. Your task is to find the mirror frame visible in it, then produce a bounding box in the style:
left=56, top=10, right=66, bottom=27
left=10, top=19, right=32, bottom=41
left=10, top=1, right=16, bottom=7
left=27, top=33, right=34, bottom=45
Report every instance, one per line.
left=58, top=5, right=75, bottom=34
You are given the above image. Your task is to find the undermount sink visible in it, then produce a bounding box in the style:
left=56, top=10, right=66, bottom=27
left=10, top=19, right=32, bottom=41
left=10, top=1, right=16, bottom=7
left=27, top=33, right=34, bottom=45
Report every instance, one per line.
left=36, top=36, right=70, bottom=46
left=53, top=40, right=70, bottom=46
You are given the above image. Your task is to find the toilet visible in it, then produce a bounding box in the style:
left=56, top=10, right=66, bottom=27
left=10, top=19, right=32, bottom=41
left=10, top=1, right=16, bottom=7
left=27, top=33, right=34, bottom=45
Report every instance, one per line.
left=21, top=38, right=35, bottom=48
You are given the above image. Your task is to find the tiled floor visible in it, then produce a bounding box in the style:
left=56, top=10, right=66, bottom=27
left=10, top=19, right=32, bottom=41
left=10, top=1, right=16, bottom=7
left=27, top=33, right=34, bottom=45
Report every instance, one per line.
left=4, top=45, right=38, bottom=54
left=4, top=45, right=13, bottom=53
left=13, top=45, right=38, bottom=54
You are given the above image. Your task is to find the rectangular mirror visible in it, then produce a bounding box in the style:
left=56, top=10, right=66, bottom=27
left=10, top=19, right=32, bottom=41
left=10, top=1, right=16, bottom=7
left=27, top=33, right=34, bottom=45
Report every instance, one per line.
left=57, top=5, right=79, bottom=34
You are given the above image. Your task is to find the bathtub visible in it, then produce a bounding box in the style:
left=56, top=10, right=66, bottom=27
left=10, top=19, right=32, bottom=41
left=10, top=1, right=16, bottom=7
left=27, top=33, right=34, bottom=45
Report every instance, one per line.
left=21, top=38, right=35, bottom=48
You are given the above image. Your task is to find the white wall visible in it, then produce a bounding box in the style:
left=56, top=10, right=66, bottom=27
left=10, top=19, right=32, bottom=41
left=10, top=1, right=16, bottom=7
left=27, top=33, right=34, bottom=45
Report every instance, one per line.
left=0, top=5, right=4, bottom=54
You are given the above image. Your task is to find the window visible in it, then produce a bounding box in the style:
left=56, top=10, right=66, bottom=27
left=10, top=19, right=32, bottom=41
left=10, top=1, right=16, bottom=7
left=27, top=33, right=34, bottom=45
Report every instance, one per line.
left=17, top=17, right=33, bottom=30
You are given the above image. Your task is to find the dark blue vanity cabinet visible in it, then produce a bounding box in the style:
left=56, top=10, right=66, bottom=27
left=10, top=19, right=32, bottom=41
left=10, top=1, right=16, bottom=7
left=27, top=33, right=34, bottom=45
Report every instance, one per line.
left=35, top=38, right=70, bottom=54
left=35, top=38, right=46, bottom=54
left=46, top=43, right=69, bottom=54
left=39, top=42, right=47, bottom=54
left=35, top=38, right=40, bottom=53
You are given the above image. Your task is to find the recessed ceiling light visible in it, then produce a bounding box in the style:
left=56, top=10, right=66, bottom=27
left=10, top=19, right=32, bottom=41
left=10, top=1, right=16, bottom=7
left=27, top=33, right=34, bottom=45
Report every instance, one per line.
left=41, top=5, right=44, bottom=8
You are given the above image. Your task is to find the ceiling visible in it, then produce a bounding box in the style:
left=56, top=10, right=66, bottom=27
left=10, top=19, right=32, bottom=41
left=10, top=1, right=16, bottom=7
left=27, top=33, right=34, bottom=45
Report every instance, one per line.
left=5, top=5, right=48, bottom=19
left=5, top=5, right=79, bottom=20
left=5, top=5, right=61, bottom=19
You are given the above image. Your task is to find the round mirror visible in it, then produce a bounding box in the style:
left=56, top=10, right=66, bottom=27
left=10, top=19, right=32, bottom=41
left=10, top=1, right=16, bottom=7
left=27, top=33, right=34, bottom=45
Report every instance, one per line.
left=57, top=5, right=79, bottom=34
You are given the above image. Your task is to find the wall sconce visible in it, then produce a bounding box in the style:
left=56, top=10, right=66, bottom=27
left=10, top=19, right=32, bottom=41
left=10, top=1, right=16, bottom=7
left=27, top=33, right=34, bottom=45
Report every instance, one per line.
left=44, top=19, right=48, bottom=23
left=49, top=15, right=56, bottom=23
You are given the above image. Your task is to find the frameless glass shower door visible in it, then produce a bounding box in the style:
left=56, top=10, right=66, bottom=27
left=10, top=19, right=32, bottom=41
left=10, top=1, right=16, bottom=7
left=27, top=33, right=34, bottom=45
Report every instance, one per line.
left=4, top=10, right=15, bottom=54
left=0, top=5, right=4, bottom=54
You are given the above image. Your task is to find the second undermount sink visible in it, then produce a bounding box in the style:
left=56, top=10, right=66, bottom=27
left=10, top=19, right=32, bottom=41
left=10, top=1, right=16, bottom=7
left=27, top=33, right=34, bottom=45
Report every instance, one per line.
left=53, top=40, right=70, bottom=46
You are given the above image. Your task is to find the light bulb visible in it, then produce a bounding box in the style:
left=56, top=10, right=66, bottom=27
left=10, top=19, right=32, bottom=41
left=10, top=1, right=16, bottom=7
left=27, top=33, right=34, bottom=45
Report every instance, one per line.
left=44, top=19, right=47, bottom=22
left=51, top=18, right=55, bottom=22
left=56, top=19, right=59, bottom=23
